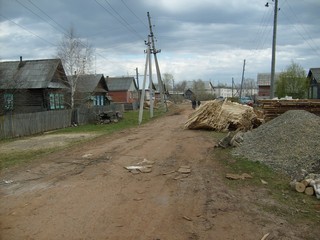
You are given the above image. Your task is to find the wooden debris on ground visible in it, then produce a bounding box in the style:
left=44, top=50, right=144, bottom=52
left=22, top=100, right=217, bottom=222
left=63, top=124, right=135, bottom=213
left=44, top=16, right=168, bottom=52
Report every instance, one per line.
left=124, top=158, right=154, bottom=174
left=290, top=173, right=320, bottom=199
left=185, top=99, right=262, bottom=131
left=174, top=166, right=191, bottom=180
left=225, top=173, right=253, bottom=180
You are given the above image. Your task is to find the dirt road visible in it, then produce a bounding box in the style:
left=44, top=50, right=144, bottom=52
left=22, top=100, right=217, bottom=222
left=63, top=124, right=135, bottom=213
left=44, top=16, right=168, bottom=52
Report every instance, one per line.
left=0, top=104, right=319, bottom=240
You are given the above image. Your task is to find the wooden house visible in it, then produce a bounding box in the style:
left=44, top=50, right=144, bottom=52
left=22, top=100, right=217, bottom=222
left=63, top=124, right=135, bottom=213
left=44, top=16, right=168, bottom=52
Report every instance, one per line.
left=0, top=58, right=70, bottom=115
left=106, top=77, right=138, bottom=104
left=72, top=74, right=110, bottom=108
left=307, top=68, right=320, bottom=99
left=184, top=89, right=195, bottom=100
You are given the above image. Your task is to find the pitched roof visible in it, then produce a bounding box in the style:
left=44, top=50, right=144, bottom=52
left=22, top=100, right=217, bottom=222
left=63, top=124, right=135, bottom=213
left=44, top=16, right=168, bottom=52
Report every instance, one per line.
left=308, top=68, right=320, bottom=81
left=107, top=77, right=137, bottom=91
left=72, top=74, right=107, bottom=93
left=0, top=58, right=69, bottom=89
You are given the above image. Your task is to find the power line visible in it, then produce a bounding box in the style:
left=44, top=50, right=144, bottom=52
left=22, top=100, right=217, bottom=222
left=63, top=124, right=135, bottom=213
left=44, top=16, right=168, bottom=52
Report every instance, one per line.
left=0, top=14, right=57, bottom=47
left=15, top=0, right=67, bottom=36
left=9, top=1, right=136, bottom=73
left=94, top=0, right=145, bottom=41
left=120, top=0, right=148, bottom=29
left=281, top=0, right=320, bottom=56
left=27, top=0, right=68, bottom=34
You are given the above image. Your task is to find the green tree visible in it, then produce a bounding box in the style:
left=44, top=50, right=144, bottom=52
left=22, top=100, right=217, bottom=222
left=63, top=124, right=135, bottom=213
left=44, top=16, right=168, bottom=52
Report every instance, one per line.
left=276, top=62, right=307, bottom=99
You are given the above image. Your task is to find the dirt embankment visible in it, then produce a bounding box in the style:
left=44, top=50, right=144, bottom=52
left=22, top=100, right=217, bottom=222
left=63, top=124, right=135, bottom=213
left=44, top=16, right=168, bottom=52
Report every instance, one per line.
left=1, top=103, right=319, bottom=240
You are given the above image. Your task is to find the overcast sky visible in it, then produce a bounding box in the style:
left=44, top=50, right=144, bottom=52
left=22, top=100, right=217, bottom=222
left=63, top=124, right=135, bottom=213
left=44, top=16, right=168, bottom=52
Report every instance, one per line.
left=0, top=0, right=319, bottom=85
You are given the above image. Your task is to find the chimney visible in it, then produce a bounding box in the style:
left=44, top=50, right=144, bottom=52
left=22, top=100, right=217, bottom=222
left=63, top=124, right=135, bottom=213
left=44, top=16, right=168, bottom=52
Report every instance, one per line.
left=18, top=56, right=25, bottom=68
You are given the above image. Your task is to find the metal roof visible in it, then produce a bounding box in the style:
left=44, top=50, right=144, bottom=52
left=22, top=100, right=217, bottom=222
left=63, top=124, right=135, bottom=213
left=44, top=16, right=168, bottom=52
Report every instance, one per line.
left=107, top=77, right=137, bottom=91
left=0, top=58, right=69, bottom=89
left=72, top=74, right=107, bottom=93
left=308, top=68, right=320, bottom=81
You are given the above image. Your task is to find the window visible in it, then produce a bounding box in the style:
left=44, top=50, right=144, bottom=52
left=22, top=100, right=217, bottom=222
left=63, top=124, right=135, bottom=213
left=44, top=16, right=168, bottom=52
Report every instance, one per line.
left=49, top=93, right=64, bottom=109
left=94, top=95, right=105, bottom=106
left=4, top=93, right=14, bottom=110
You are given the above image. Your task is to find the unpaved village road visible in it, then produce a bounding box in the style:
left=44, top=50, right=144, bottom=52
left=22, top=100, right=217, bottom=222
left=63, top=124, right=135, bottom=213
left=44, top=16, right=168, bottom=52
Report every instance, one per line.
left=0, top=103, right=319, bottom=240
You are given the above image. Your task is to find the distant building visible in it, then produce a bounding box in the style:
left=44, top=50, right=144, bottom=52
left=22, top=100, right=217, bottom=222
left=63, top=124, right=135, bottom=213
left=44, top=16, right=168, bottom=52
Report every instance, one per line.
left=257, top=73, right=281, bottom=99
left=307, top=68, right=320, bottom=99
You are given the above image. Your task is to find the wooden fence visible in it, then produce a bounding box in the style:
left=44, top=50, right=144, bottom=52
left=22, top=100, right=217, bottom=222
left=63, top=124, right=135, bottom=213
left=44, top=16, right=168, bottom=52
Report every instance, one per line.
left=0, top=103, right=126, bottom=139
left=0, top=109, right=72, bottom=139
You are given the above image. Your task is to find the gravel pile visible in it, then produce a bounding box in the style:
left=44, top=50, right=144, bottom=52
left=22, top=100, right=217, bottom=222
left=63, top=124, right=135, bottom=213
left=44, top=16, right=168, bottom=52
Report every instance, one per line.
left=232, top=110, right=320, bottom=179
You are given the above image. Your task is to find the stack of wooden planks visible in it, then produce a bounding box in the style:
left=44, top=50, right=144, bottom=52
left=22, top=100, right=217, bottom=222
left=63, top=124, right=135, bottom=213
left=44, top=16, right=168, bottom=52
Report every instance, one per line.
left=259, top=99, right=320, bottom=121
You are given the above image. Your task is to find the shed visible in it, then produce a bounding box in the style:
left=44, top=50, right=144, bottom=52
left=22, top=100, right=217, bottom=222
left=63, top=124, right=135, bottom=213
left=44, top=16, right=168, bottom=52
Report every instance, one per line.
left=0, top=58, right=70, bottom=115
left=307, top=68, right=320, bottom=99
left=184, top=89, right=196, bottom=100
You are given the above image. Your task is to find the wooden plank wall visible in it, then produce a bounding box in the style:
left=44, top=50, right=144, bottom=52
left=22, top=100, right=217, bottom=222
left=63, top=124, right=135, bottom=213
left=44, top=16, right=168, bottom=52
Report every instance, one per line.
left=0, top=109, right=72, bottom=139
left=259, top=99, right=320, bottom=121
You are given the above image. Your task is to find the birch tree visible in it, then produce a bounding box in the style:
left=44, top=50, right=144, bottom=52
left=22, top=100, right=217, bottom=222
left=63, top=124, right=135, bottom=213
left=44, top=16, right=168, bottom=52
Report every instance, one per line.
left=56, top=27, right=94, bottom=108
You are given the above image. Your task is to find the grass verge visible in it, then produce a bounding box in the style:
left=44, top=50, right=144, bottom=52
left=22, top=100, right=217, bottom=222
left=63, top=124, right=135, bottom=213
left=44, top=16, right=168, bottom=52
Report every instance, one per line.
left=210, top=132, right=320, bottom=224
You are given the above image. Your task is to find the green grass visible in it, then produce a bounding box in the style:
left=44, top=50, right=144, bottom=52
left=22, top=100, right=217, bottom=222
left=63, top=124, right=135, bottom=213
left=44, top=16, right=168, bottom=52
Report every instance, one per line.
left=54, top=109, right=163, bottom=135
left=0, top=108, right=165, bottom=169
left=210, top=139, right=320, bottom=224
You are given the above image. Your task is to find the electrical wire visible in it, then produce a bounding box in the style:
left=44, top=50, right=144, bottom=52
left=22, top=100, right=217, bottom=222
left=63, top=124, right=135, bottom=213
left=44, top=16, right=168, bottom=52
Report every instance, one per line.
left=281, top=0, right=320, bottom=56
left=94, top=0, right=145, bottom=41
left=0, top=14, right=57, bottom=47
left=27, top=0, right=68, bottom=34
left=15, top=0, right=67, bottom=36
left=120, top=0, right=148, bottom=29
left=7, top=0, right=145, bottom=74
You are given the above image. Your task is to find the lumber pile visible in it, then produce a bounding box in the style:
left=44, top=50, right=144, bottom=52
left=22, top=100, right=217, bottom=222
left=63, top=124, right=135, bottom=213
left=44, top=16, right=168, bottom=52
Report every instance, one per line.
left=185, top=99, right=261, bottom=131
left=290, top=174, right=320, bottom=199
left=259, top=99, right=320, bottom=121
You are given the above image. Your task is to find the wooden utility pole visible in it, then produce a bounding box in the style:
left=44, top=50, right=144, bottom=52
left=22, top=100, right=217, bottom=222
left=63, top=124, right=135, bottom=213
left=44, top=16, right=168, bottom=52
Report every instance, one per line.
left=232, top=77, right=234, bottom=98
left=239, top=59, right=246, bottom=99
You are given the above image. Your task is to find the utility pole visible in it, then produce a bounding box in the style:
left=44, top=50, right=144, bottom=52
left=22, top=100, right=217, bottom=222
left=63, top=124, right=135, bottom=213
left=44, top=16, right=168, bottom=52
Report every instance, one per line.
left=147, top=12, right=167, bottom=111
left=232, top=77, right=234, bottom=98
left=266, top=0, right=279, bottom=99
left=135, top=67, right=139, bottom=89
left=239, top=59, right=246, bottom=99
left=138, top=36, right=151, bottom=125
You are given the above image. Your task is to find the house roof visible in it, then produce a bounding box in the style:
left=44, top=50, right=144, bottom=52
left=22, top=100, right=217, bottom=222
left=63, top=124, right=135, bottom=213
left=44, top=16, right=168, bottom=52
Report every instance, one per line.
left=308, top=68, right=320, bottom=81
left=107, top=77, right=137, bottom=91
left=72, top=74, right=107, bottom=93
left=0, top=58, right=69, bottom=89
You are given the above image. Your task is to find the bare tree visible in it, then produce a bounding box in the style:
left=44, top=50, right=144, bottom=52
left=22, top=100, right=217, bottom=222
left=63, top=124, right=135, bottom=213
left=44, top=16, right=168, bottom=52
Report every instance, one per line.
left=56, top=27, right=94, bottom=108
left=162, top=73, right=174, bottom=91
left=175, top=80, right=187, bottom=92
